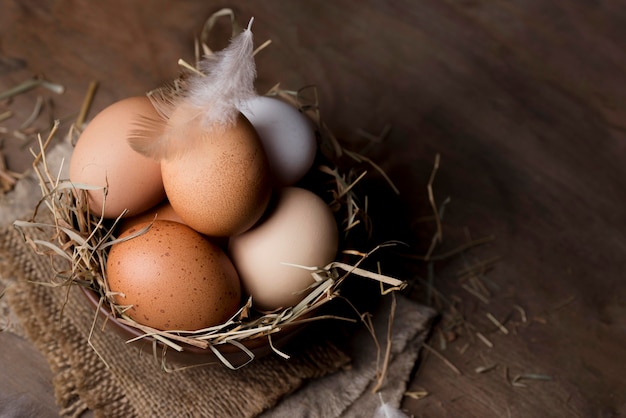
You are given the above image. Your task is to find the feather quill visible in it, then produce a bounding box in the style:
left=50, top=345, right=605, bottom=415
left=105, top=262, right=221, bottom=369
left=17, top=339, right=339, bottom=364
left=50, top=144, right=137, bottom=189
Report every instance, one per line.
left=129, top=18, right=258, bottom=160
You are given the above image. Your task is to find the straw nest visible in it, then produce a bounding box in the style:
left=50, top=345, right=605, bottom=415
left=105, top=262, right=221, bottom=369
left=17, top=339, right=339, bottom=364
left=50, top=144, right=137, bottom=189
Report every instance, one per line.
left=12, top=9, right=406, bottom=369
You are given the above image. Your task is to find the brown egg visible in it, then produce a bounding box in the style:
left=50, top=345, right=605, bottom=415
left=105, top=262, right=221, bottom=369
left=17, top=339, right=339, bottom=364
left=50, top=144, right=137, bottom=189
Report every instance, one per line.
left=160, top=111, right=272, bottom=237
left=106, top=220, right=241, bottom=331
left=228, top=187, right=339, bottom=311
left=69, top=96, right=165, bottom=218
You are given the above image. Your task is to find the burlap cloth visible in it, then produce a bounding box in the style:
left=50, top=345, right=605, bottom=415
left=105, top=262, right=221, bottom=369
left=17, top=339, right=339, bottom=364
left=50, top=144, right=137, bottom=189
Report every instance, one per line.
left=0, top=142, right=436, bottom=417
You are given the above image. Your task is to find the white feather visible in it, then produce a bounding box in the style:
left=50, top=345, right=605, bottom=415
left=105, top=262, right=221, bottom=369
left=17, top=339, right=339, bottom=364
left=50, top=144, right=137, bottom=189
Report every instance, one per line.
left=129, top=17, right=258, bottom=160
left=188, top=17, right=257, bottom=127
left=373, top=403, right=410, bottom=418
left=373, top=394, right=410, bottom=418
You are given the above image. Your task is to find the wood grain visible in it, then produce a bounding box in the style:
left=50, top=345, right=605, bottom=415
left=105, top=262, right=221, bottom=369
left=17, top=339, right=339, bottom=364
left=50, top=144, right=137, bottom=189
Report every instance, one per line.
left=1, top=1, right=625, bottom=416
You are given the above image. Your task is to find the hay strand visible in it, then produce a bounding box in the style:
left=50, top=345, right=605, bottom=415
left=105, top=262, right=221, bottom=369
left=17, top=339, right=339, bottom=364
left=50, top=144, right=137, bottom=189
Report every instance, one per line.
left=371, top=291, right=397, bottom=393
left=75, top=81, right=99, bottom=128
left=422, top=343, right=462, bottom=376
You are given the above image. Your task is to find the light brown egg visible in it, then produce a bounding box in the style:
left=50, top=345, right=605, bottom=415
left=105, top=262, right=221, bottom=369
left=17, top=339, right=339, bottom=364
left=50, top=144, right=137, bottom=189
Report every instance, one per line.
left=160, top=111, right=272, bottom=237
left=228, top=187, right=339, bottom=311
left=69, top=96, right=165, bottom=218
left=106, top=220, right=241, bottom=331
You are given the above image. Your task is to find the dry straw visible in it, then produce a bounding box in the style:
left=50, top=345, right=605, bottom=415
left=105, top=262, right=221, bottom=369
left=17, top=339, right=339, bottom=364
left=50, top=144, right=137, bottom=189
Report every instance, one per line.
left=13, top=9, right=406, bottom=370
left=0, top=76, right=65, bottom=194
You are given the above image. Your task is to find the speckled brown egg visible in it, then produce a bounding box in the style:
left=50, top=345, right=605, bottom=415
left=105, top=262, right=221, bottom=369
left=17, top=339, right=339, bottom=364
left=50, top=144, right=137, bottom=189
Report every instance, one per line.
left=160, top=111, right=272, bottom=237
left=106, top=220, right=241, bottom=331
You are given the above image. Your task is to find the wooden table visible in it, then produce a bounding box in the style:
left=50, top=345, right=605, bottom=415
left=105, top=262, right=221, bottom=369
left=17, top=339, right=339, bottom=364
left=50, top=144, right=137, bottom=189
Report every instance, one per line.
left=2, top=1, right=625, bottom=416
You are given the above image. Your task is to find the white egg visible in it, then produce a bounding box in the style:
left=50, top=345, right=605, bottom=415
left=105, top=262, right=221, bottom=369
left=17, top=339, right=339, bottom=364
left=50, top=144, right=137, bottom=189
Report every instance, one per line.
left=239, top=96, right=317, bottom=186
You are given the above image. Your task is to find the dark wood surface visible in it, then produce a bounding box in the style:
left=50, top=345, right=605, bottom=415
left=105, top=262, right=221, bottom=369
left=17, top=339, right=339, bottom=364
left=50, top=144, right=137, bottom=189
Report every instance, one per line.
left=2, top=1, right=625, bottom=416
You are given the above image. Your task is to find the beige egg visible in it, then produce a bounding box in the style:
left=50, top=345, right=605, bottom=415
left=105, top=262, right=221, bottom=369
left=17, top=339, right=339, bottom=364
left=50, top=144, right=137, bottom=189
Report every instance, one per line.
left=228, top=187, right=339, bottom=311
left=106, top=220, right=241, bottom=331
left=69, top=96, right=165, bottom=218
left=160, top=111, right=272, bottom=237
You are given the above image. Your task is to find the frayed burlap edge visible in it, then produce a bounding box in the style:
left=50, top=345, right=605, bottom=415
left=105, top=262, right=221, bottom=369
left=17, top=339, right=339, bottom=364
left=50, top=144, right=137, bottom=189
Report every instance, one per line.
left=0, top=220, right=135, bottom=417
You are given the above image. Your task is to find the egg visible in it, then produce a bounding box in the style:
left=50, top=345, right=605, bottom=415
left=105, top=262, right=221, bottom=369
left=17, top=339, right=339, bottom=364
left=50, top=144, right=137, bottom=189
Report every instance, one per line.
left=160, top=110, right=272, bottom=237
left=106, top=220, right=241, bottom=331
left=228, top=187, right=339, bottom=311
left=239, top=96, right=317, bottom=186
left=69, top=96, right=166, bottom=218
